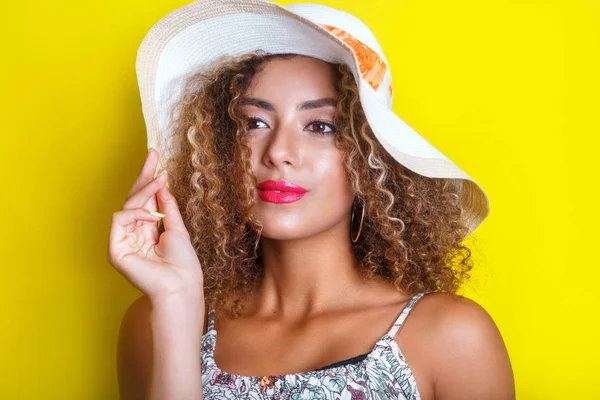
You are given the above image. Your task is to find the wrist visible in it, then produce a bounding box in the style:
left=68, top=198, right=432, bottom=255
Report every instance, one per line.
left=150, top=292, right=205, bottom=324
left=151, top=288, right=204, bottom=309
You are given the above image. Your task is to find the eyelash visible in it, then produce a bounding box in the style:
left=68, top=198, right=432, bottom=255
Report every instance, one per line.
left=243, top=116, right=336, bottom=135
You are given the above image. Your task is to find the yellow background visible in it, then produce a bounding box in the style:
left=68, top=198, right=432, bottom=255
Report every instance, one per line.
left=2, top=0, right=598, bottom=398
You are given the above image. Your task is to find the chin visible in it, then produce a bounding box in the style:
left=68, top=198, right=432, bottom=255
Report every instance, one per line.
left=258, top=219, right=319, bottom=241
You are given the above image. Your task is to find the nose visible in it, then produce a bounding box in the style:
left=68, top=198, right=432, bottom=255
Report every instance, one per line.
left=261, top=122, right=300, bottom=169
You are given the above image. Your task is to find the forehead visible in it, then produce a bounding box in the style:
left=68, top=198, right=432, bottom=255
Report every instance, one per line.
left=245, top=55, right=338, bottom=97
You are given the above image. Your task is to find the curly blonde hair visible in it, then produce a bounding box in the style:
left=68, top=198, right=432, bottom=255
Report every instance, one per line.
left=159, top=51, right=474, bottom=318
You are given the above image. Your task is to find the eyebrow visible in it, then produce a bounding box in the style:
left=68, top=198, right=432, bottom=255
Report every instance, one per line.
left=238, top=97, right=337, bottom=112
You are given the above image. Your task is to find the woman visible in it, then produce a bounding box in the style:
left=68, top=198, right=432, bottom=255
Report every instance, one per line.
left=108, top=1, right=515, bottom=399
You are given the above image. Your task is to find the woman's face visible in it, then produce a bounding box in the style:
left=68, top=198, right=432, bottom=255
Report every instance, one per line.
left=240, top=55, right=355, bottom=240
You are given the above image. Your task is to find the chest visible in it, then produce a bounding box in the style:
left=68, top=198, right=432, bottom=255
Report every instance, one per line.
left=202, top=331, right=424, bottom=400
left=204, top=309, right=433, bottom=400
left=211, top=308, right=391, bottom=376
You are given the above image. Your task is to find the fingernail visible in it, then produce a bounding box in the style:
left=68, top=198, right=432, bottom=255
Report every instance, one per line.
left=149, top=211, right=165, bottom=218
left=154, top=170, right=168, bottom=179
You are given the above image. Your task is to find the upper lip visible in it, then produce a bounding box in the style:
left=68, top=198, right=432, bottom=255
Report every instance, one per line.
left=257, top=180, right=307, bottom=193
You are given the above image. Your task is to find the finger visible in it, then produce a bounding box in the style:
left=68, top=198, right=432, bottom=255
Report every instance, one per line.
left=123, top=171, right=168, bottom=210
left=127, top=148, right=160, bottom=199
left=156, top=185, right=190, bottom=239
left=108, top=208, right=164, bottom=260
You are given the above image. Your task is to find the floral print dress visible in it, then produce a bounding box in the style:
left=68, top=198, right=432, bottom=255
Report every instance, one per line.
left=200, top=292, right=428, bottom=400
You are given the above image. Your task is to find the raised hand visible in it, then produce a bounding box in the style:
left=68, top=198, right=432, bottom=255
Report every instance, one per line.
left=107, top=149, right=204, bottom=304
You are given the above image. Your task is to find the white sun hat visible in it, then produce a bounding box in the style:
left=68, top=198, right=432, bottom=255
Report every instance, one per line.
left=135, top=0, right=490, bottom=238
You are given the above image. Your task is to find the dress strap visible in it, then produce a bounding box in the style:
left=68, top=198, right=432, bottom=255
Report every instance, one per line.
left=207, top=301, right=216, bottom=332
left=387, top=292, right=429, bottom=339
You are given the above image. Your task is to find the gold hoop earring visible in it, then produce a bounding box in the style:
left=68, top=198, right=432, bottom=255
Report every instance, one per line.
left=351, top=199, right=365, bottom=243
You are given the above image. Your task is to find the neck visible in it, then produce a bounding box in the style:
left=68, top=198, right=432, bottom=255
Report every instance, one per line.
left=253, top=220, right=365, bottom=319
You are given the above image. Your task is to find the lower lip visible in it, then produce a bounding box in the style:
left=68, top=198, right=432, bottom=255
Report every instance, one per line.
left=258, top=189, right=306, bottom=204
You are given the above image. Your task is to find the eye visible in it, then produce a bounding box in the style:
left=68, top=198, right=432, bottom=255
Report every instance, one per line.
left=243, top=116, right=335, bottom=135
left=244, top=117, right=268, bottom=130
left=307, top=120, right=336, bottom=135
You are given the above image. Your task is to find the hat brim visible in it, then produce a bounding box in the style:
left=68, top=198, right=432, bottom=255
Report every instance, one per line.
left=136, top=0, right=490, bottom=238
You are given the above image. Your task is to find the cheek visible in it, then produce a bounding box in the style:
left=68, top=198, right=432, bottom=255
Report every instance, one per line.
left=295, top=151, right=354, bottom=226
left=247, top=140, right=260, bottom=170
left=312, top=151, right=354, bottom=202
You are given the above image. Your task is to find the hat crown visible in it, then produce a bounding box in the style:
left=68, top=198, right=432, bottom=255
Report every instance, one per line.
left=285, top=3, right=394, bottom=108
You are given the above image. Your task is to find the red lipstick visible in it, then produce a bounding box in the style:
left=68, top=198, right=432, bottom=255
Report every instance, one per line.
left=257, top=180, right=307, bottom=204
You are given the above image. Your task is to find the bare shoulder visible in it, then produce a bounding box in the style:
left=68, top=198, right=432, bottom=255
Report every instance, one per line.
left=117, top=295, right=153, bottom=400
left=413, top=292, right=515, bottom=400
left=116, top=295, right=211, bottom=400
